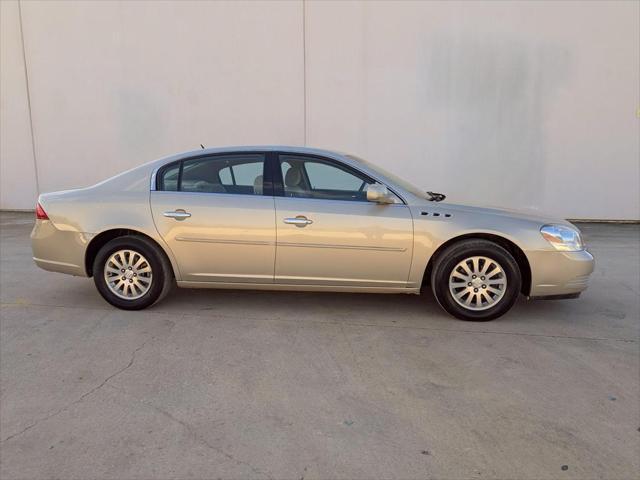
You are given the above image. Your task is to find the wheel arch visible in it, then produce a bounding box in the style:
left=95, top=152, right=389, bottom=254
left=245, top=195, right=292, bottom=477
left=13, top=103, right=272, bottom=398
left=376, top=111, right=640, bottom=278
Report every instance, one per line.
left=422, top=233, right=532, bottom=295
left=85, top=228, right=176, bottom=278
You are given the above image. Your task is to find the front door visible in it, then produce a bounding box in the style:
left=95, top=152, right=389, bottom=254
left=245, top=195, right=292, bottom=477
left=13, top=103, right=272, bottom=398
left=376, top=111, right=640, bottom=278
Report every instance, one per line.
left=273, top=154, right=413, bottom=287
left=150, top=152, right=275, bottom=283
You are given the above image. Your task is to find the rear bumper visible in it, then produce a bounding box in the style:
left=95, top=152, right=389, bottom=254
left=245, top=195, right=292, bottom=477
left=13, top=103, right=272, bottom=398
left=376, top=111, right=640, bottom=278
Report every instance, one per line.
left=528, top=249, right=594, bottom=297
left=31, top=220, right=90, bottom=277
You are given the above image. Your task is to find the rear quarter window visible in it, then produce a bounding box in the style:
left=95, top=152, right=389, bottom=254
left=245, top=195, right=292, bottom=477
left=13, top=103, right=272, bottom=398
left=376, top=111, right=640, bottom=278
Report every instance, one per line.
left=158, top=163, right=180, bottom=191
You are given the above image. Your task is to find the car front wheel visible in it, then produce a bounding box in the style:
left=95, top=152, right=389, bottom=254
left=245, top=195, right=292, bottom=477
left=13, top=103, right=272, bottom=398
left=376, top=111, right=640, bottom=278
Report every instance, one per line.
left=93, top=236, right=173, bottom=310
left=431, top=239, right=521, bottom=321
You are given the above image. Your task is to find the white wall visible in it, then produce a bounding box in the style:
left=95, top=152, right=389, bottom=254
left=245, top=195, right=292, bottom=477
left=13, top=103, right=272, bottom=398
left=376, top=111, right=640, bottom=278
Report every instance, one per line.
left=1, top=0, right=638, bottom=219
left=0, top=0, right=38, bottom=209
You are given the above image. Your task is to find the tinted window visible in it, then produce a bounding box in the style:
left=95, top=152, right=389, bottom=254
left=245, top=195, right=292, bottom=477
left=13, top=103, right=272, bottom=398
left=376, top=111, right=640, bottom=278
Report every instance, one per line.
left=158, top=163, right=180, bottom=191
left=219, top=161, right=263, bottom=188
left=306, top=162, right=364, bottom=190
left=157, top=154, right=266, bottom=195
left=181, top=157, right=223, bottom=193
left=280, top=155, right=372, bottom=202
left=219, top=167, right=233, bottom=185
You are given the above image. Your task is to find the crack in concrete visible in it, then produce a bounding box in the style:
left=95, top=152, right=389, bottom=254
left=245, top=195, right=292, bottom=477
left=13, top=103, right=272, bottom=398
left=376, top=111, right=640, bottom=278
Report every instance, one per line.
left=299, top=465, right=309, bottom=480
left=106, top=384, right=273, bottom=479
left=0, top=337, right=152, bottom=444
left=1, top=301, right=636, bottom=344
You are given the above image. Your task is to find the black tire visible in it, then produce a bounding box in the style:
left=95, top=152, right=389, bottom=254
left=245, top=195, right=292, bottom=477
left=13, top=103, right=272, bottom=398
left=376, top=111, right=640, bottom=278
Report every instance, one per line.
left=431, top=239, right=521, bottom=321
left=93, top=236, right=174, bottom=310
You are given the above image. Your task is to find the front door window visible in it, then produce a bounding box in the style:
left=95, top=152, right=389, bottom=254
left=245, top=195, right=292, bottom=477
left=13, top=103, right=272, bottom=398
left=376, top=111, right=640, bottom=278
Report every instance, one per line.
left=280, top=155, right=373, bottom=202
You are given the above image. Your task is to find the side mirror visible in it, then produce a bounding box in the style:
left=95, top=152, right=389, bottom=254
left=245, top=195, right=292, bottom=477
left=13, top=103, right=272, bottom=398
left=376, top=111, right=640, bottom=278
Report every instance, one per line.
left=366, top=183, right=395, bottom=204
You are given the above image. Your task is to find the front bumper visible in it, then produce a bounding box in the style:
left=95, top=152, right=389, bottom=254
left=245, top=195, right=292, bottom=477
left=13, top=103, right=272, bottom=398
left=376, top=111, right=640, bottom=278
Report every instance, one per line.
left=31, top=220, right=90, bottom=277
left=527, top=249, right=595, bottom=297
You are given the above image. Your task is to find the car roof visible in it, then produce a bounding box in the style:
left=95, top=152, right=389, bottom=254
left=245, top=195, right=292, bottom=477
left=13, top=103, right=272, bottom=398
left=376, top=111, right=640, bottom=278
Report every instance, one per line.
left=152, top=144, right=365, bottom=175
left=176, top=145, right=347, bottom=159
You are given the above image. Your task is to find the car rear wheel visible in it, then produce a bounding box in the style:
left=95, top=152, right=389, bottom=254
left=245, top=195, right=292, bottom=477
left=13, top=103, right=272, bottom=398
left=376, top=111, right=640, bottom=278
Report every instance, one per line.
left=93, top=236, right=173, bottom=310
left=431, top=239, right=521, bottom=321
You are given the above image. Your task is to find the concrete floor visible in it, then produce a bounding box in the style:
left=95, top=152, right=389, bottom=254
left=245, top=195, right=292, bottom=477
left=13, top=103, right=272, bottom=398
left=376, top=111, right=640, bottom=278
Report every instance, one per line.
left=0, top=212, right=638, bottom=480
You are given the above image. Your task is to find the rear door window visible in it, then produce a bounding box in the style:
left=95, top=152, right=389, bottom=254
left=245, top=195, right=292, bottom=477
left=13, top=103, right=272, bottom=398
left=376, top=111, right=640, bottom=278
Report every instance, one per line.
left=157, top=154, right=267, bottom=195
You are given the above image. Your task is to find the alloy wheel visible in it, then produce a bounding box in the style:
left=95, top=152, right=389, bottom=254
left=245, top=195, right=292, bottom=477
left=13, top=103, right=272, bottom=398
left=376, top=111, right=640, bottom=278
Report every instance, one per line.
left=448, top=256, right=507, bottom=311
left=103, top=249, right=153, bottom=300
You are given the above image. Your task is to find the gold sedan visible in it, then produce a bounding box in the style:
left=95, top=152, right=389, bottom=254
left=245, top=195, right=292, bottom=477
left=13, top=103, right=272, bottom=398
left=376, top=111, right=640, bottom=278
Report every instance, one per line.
left=31, top=146, right=594, bottom=320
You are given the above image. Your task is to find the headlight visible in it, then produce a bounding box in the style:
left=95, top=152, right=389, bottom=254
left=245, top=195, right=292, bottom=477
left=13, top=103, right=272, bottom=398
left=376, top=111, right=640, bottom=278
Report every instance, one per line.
left=540, top=224, right=584, bottom=251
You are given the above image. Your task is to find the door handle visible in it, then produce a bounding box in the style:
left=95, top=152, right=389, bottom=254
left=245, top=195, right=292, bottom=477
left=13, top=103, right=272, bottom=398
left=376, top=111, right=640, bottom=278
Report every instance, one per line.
left=163, top=209, right=191, bottom=220
left=284, top=216, right=313, bottom=227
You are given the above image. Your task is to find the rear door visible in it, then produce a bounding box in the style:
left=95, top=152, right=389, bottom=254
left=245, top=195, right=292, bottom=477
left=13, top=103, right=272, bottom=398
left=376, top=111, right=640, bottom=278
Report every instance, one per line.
left=273, top=153, right=414, bottom=287
left=150, top=152, right=276, bottom=283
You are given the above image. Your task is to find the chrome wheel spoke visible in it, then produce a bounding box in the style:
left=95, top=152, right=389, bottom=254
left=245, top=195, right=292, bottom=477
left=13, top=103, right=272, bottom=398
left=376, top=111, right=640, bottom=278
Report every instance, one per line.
left=455, top=288, right=469, bottom=299
left=451, top=271, right=468, bottom=282
left=480, top=290, right=492, bottom=305
left=459, top=261, right=472, bottom=276
left=474, top=292, right=483, bottom=306
left=487, top=267, right=503, bottom=279
left=471, top=257, right=479, bottom=275
left=479, top=259, right=491, bottom=275
left=463, top=292, right=473, bottom=306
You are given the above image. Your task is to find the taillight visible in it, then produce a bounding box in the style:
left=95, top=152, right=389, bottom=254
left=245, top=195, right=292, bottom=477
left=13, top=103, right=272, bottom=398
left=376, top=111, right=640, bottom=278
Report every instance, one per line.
left=35, top=202, right=49, bottom=220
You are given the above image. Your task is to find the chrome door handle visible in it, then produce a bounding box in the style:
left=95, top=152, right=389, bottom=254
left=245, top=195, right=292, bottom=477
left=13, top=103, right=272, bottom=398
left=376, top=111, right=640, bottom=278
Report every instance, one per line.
left=163, top=209, right=191, bottom=220
left=284, top=216, right=313, bottom=227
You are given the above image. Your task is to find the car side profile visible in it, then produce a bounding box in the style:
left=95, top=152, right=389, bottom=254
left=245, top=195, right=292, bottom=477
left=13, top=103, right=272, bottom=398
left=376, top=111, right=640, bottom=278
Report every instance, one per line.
left=31, top=146, right=594, bottom=320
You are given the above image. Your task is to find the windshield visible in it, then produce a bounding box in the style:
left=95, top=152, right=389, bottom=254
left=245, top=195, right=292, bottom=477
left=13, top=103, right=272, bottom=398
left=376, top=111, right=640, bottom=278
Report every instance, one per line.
left=346, top=154, right=428, bottom=199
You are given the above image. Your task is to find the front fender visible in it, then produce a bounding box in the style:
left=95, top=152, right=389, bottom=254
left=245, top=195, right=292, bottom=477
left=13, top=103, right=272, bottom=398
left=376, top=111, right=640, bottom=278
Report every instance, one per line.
left=407, top=205, right=548, bottom=288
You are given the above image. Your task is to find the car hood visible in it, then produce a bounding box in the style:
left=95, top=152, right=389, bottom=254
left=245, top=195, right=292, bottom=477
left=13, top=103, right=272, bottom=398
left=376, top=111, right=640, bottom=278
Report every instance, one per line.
left=418, top=201, right=573, bottom=227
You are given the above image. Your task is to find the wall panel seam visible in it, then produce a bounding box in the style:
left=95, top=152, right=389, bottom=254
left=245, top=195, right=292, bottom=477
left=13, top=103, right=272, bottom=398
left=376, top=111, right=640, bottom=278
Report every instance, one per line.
left=302, top=0, right=307, bottom=146
left=17, top=0, right=39, bottom=197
